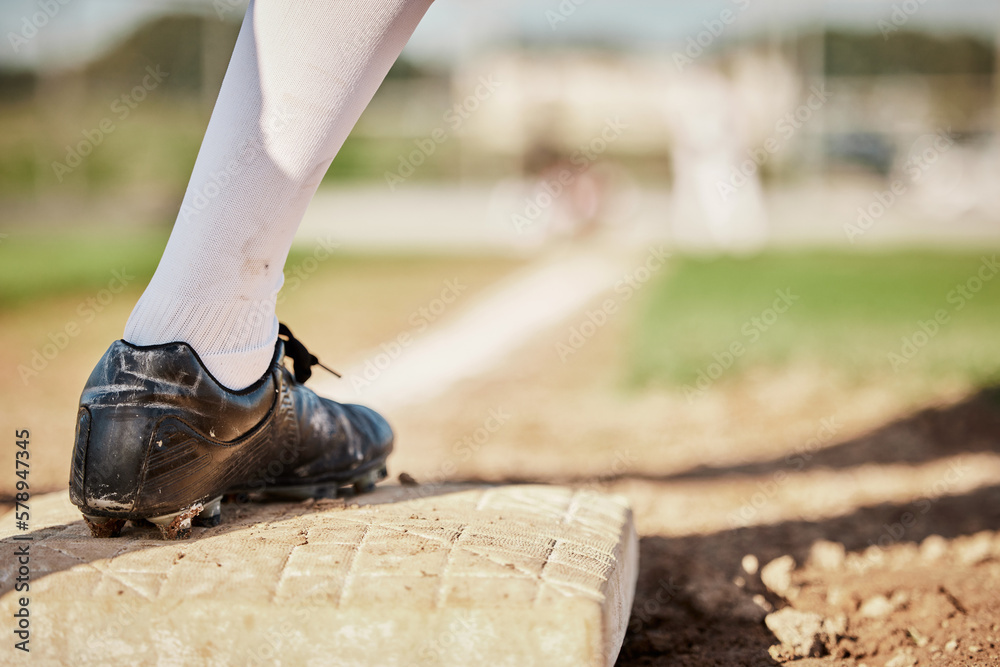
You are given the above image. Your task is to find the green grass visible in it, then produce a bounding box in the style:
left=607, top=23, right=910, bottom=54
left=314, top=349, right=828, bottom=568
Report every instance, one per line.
left=0, top=230, right=168, bottom=308
left=0, top=227, right=510, bottom=309
left=630, top=251, right=1000, bottom=390
left=0, top=102, right=469, bottom=199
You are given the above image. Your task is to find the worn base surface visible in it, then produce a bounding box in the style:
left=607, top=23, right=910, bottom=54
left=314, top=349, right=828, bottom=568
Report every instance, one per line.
left=0, top=485, right=637, bottom=666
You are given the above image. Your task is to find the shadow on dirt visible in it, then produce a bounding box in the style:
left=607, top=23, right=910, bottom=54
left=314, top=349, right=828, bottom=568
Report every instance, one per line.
left=617, top=482, right=1000, bottom=665
left=658, top=385, right=1000, bottom=483
left=611, top=387, right=1000, bottom=666
left=454, top=386, right=1000, bottom=489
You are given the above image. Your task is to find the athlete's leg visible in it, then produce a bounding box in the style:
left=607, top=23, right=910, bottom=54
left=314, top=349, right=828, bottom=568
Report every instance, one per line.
left=125, top=0, right=433, bottom=389
left=72, top=0, right=433, bottom=539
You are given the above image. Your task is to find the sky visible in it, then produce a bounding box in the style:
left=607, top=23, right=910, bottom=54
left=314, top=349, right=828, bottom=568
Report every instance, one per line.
left=1, top=0, right=998, bottom=72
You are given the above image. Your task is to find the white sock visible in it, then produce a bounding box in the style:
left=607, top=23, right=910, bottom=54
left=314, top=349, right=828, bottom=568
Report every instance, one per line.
left=124, top=0, right=432, bottom=389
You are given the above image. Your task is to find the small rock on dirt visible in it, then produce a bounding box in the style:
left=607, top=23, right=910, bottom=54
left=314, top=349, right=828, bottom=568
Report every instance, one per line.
left=860, top=594, right=895, bottom=618
left=761, top=555, right=796, bottom=597
left=809, top=540, right=846, bottom=570
left=823, top=613, right=848, bottom=637
left=919, top=534, right=948, bottom=562
left=885, top=649, right=917, bottom=667
left=765, top=608, right=828, bottom=658
left=955, top=531, right=993, bottom=565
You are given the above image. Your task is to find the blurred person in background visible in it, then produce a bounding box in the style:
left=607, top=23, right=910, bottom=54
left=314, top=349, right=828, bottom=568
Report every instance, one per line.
left=666, top=63, right=770, bottom=254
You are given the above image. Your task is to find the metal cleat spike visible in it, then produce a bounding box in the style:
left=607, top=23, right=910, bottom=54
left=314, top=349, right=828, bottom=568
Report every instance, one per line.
left=83, top=515, right=126, bottom=538
left=149, top=502, right=204, bottom=540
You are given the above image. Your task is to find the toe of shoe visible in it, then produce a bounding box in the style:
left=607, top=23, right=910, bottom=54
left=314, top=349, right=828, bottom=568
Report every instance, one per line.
left=343, top=403, right=394, bottom=456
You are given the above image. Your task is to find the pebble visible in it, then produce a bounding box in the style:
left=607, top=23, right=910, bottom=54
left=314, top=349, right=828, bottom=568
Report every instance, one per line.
left=862, top=544, right=887, bottom=568
left=764, top=608, right=826, bottom=658
left=920, top=535, right=948, bottom=562
left=823, top=613, right=848, bottom=638
left=742, top=554, right=759, bottom=575
left=761, top=555, right=796, bottom=597
left=907, top=627, right=929, bottom=648
left=688, top=578, right=766, bottom=622
left=888, top=543, right=920, bottom=570
left=860, top=594, right=894, bottom=618
left=885, top=650, right=917, bottom=667
left=956, top=531, right=993, bottom=565
left=945, top=639, right=958, bottom=651
left=809, top=540, right=846, bottom=570
left=890, top=590, right=910, bottom=607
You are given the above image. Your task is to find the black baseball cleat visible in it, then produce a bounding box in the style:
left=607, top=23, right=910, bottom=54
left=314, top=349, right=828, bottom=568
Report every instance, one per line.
left=69, top=324, right=392, bottom=540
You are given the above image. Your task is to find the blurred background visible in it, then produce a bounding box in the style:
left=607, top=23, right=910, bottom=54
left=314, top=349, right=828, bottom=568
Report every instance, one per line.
left=2, top=1, right=1000, bottom=664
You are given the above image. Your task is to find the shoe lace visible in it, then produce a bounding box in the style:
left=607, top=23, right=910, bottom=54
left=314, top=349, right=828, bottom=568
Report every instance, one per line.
left=278, top=323, right=342, bottom=383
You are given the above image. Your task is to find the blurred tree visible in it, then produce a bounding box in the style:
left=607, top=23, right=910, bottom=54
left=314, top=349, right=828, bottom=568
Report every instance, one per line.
left=824, top=31, right=995, bottom=77
left=0, top=69, right=35, bottom=104
left=82, top=15, right=241, bottom=96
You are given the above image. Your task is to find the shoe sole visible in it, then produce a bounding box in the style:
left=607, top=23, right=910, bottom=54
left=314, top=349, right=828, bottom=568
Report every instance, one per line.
left=81, top=465, right=388, bottom=541
left=262, top=464, right=389, bottom=501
